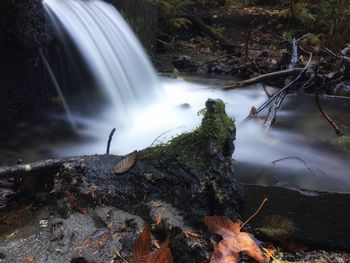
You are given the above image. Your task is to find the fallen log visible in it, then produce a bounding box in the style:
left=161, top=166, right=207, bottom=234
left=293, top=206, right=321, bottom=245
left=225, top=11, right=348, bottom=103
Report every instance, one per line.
left=242, top=184, right=350, bottom=251
left=223, top=68, right=304, bottom=89
left=0, top=157, right=81, bottom=179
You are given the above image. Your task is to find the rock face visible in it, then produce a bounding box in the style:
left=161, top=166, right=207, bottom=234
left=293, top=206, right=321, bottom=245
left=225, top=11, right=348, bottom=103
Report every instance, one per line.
left=0, top=0, right=51, bottom=128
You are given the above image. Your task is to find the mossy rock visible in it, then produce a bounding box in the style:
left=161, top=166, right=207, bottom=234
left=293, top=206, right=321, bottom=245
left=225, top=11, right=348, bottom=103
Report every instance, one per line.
left=140, top=98, right=236, bottom=170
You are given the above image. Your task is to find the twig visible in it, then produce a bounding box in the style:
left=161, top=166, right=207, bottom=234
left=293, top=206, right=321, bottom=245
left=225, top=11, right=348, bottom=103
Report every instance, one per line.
left=240, top=198, right=268, bottom=230
left=261, top=82, right=272, bottom=98
left=323, top=47, right=338, bottom=57
left=296, top=33, right=311, bottom=43
left=149, top=56, right=173, bottom=72
left=224, top=68, right=304, bottom=89
left=271, top=156, right=314, bottom=173
left=150, top=126, right=185, bottom=147
left=250, top=48, right=312, bottom=117
left=314, top=73, right=344, bottom=136
left=106, top=128, right=117, bottom=154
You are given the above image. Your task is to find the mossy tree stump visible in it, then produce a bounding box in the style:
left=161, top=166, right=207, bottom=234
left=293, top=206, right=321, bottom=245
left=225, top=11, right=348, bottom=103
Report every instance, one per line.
left=56, top=99, right=244, bottom=227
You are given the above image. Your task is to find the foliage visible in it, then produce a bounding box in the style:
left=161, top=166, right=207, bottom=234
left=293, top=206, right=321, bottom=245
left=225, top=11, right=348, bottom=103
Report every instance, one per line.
left=282, top=0, right=315, bottom=24
left=140, top=99, right=234, bottom=168
left=155, top=0, right=192, bottom=30
left=257, top=215, right=295, bottom=241
left=130, top=225, right=172, bottom=263
left=155, top=0, right=226, bottom=31
left=204, top=216, right=268, bottom=263
left=281, top=0, right=350, bottom=47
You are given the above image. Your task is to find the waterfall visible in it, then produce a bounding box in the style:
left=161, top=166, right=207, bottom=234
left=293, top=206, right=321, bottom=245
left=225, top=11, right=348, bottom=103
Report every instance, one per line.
left=43, top=0, right=162, bottom=126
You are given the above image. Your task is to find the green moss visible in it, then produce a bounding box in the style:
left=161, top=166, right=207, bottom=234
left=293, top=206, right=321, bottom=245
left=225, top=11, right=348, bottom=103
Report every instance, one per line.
left=139, top=99, right=235, bottom=168
left=333, top=136, right=350, bottom=151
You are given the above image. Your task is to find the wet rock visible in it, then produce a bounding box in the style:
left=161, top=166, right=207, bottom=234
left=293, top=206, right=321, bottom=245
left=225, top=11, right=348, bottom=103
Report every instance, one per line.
left=156, top=39, right=171, bottom=53
left=332, top=82, right=350, bottom=96
left=178, top=103, right=191, bottom=109
left=341, top=44, right=350, bottom=57
left=207, top=65, right=234, bottom=74
left=172, top=55, right=197, bottom=71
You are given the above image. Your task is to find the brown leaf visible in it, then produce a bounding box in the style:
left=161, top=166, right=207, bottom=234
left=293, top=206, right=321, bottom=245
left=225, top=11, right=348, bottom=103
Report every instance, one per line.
left=205, top=216, right=266, bottom=263
left=131, top=225, right=172, bottom=263
left=257, top=215, right=295, bottom=240
left=249, top=106, right=258, bottom=119
left=65, top=190, right=88, bottom=215
left=147, top=237, right=172, bottom=263
left=114, top=150, right=138, bottom=174
left=155, top=213, right=163, bottom=226
left=133, top=225, right=151, bottom=263
left=182, top=230, right=203, bottom=238
left=26, top=255, right=34, bottom=262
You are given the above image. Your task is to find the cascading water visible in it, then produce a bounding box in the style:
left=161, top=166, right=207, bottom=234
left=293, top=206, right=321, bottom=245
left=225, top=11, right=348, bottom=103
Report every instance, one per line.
left=2, top=0, right=347, bottom=192
left=43, top=0, right=163, bottom=126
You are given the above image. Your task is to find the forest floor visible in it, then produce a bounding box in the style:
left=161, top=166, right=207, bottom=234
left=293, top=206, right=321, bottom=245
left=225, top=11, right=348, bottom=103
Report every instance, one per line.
left=154, top=2, right=350, bottom=97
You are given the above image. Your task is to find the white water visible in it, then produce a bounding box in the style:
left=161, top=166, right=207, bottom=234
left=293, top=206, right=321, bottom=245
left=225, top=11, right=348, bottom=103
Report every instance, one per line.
left=43, top=0, right=162, bottom=125
left=39, top=0, right=350, bottom=192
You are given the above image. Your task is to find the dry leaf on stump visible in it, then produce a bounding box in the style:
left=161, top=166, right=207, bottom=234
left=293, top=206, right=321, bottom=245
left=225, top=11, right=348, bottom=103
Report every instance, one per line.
left=114, top=150, right=138, bottom=174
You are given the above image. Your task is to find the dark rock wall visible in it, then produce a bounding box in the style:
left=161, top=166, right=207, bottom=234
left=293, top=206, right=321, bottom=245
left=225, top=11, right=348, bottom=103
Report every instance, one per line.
left=111, top=0, right=159, bottom=52
left=0, top=0, right=50, bottom=129
left=0, top=0, right=158, bottom=129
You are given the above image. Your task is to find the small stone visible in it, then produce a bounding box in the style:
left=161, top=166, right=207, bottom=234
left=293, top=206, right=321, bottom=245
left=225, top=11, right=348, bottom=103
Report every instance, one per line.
left=333, top=82, right=350, bottom=96
left=39, top=219, right=48, bottom=228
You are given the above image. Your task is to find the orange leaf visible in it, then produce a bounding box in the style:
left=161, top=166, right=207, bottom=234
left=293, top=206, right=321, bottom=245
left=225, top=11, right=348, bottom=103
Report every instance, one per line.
left=147, top=237, right=173, bottom=263
left=205, top=216, right=266, bottom=263
left=155, top=213, right=163, bottom=225
left=133, top=225, right=151, bottom=263
left=131, top=225, right=172, bottom=263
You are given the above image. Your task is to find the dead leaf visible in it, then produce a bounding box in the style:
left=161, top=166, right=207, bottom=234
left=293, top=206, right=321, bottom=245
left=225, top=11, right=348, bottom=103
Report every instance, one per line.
left=147, top=237, right=172, bottom=263
left=133, top=225, right=151, bottom=263
left=249, top=106, right=258, bottom=119
left=130, top=225, right=172, bottom=263
left=182, top=230, right=202, bottom=238
left=155, top=213, right=163, bottom=225
left=26, top=255, right=34, bottom=262
left=114, top=150, right=138, bottom=174
left=257, top=215, right=295, bottom=240
left=65, top=190, right=88, bottom=215
left=204, top=216, right=266, bottom=263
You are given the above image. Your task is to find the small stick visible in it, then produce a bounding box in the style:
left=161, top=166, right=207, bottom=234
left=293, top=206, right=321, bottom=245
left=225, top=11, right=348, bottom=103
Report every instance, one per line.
left=261, top=82, right=272, bottom=98
left=314, top=76, right=344, bottom=136
left=106, top=128, right=117, bottom=154
left=240, top=198, right=268, bottom=230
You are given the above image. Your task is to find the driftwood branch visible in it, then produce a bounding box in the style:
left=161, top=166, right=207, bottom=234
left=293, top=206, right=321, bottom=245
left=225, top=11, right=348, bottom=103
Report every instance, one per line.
left=314, top=72, right=344, bottom=136
left=223, top=68, right=304, bottom=89
left=0, top=157, right=80, bottom=179
left=263, top=38, right=300, bottom=130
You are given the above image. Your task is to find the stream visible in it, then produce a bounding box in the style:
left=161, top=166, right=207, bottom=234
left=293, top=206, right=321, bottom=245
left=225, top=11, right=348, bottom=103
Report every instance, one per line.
left=1, top=75, right=349, bottom=193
